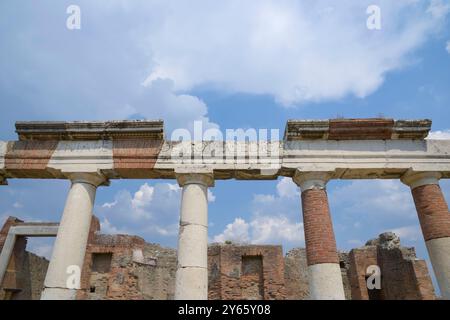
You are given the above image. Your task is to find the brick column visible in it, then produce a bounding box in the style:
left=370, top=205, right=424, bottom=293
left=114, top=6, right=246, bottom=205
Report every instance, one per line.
left=401, top=171, right=450, bottom=299
left=293, top=171, right=345, bottom=300
left=175, top=172, right=214, bottom=300
left=41, top=173, right=106, bottom=300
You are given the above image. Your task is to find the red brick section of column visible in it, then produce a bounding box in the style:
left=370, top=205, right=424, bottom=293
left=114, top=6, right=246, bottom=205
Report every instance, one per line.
left=293, top=171, right=345, bottom=300
left=411, top=184, right=450, bottom=242
left=301, top=189, right=339, bottom=266
left=401, top=171, right=450, bottom=299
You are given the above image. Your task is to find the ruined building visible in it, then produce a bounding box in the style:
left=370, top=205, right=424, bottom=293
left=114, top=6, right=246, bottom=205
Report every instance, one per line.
left=0, top=216, right=436, bottom=300
left=1, top=118, right=449, bottom=299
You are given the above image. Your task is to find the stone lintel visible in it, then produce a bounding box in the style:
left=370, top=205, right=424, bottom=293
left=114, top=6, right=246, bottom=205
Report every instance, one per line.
left=16, top=120, right=164, bottom=141
left=284, top=119, right=431, bottom=141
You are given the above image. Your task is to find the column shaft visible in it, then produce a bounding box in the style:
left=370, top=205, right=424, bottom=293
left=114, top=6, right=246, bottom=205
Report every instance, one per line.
left=294, top=172, right=345, bottom=300
left=41, top=174, right=103, bottom=300
left=175, top=173, right=213, bottom=300
left=409, top=181, right=450, bottom=299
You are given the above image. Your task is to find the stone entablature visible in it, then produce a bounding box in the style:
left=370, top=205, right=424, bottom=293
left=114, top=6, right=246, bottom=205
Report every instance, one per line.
left=15, top=120, right=164, bottom=141
left=284, top=118, right=431, bottom=141
left=0, top=118, right=449, bottom=182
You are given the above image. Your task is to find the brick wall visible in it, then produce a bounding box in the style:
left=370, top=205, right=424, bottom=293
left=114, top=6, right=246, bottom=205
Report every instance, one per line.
left=207, top=244, right=286, bottom=300
left=347, top=233, right=435, bottom=300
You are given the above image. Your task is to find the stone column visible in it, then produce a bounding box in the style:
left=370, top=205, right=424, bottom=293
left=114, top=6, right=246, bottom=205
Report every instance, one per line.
left=293, top=171, right=345, bottom=300
left=175, top=172, right=214, bottom=300
left=41, top=173, right=106, bottom=300
left=401, top=171, right=450, bottom=299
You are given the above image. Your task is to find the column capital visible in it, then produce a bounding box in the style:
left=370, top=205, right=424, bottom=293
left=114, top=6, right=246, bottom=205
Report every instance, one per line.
left=66, top=172, right=109, bottom=187
left=176, top=172, right=214, bottom=187
left=175, top=168, right=214, bottom=187
left=293, top=170, right=333, bottom=192
left=400, top=170, right=441, bottom=189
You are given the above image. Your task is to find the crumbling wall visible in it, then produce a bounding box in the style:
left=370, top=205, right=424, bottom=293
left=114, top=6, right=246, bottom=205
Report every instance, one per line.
left=283, top=248, right=352, bottom=300
left=347, top=232, right=435, bottom=300
left=0, top=217, right=49, bottom=300
left=208, top=244, right=286, bottom=300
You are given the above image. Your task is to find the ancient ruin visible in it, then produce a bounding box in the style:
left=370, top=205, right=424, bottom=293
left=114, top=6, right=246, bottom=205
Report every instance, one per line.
left=0, top=216, right=436, bottom=300
left=0, top=118, right=449, bottom=300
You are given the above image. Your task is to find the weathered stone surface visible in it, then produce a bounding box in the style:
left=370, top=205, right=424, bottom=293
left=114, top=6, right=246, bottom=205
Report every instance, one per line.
left=16, top=120, right=164, bottom=141
left=207, top=244, right=286, bottom=300
left=348, top=233, right=436, bottom=300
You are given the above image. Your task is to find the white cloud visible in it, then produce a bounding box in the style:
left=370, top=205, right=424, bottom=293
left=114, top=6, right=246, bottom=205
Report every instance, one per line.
left=1, top=1, right=447, bottom=134
left=428, top=129, right=450, bottom=139
left=213, top=218, right=250, bottom=243
left=96, top=181, right=215, bottom=245
left=143, top=0, right=448, bottom=105
left=250, top=216, right=304, bottom=244
left=131, top=183, right=154, bottom=210
left=427, top=0, right=450, bottom=19
left=446, top=40, right=450, bottom=54
left=100, top=217, right=129, bottom=235
left=330, top=180, right=416, bottom=219
left=390, top=225, right=422, bottom=242
left=213, top=177, right=304, bottom=248
left=276, top=177, right=299, bottom=198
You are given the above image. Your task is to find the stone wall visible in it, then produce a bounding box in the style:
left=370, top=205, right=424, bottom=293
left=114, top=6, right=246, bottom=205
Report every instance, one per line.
left=0, top=217, right=49, bottom=300
left=347, top=232, right=435, bottom=300
left=78, top=227, right=177, bottom=300
left=208, top=244, right=285, bottom=300
left=283, top=248, right=352, bottom=300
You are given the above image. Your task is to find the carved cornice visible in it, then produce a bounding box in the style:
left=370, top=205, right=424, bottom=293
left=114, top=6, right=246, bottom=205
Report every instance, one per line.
left=15, top=120, right=164, bottom=141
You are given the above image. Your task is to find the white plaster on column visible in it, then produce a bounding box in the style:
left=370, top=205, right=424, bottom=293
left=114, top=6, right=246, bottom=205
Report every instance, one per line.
left=308, top=263, right=346, bottom=300
left=174, top=172, right=213, bottom=300
left=292, top=170, right=333, bottom=192
left=0, top=141, right=6, bottom=170
left=175, top=267, right=208, bottom=300
left=400, top=171, right=441, bottom=189
left=47, top=140, right=114, bottom=173
left=41, top=173, right=106, bottom=300
left=426, top=237, right=450, bottom=299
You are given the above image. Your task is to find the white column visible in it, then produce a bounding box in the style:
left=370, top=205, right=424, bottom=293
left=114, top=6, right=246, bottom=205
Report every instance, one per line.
left=175, top=172, right=214, bottom=300
left=41, top=173, right=106, bottom=300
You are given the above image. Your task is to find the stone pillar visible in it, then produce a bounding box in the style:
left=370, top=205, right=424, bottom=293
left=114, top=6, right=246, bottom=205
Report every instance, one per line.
left=401, top=171, right=450, bottom=299
left=41, top=173, right=106, bottom=300
left=293, top=171, right=345, bottom=300
left=175, top=172, right=214, bottom=300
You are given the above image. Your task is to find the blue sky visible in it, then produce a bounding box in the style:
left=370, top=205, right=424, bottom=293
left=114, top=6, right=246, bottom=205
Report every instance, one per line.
left=1, top=0, right=450, bottom=294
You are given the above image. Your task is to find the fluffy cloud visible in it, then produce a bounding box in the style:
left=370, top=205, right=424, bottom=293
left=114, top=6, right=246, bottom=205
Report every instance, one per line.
left=213, top=218, right=250, bottom=243
left=144, top=0, right=448, bottom=105
left=213, top=177, right=304, bottom=248
left=428, top=129, right=450, bottom=139
left=0, top=1, right=447, bottom=139
left=96, top=181, right=216, bottom=246
left=389, top=225, right=422, bottom=242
